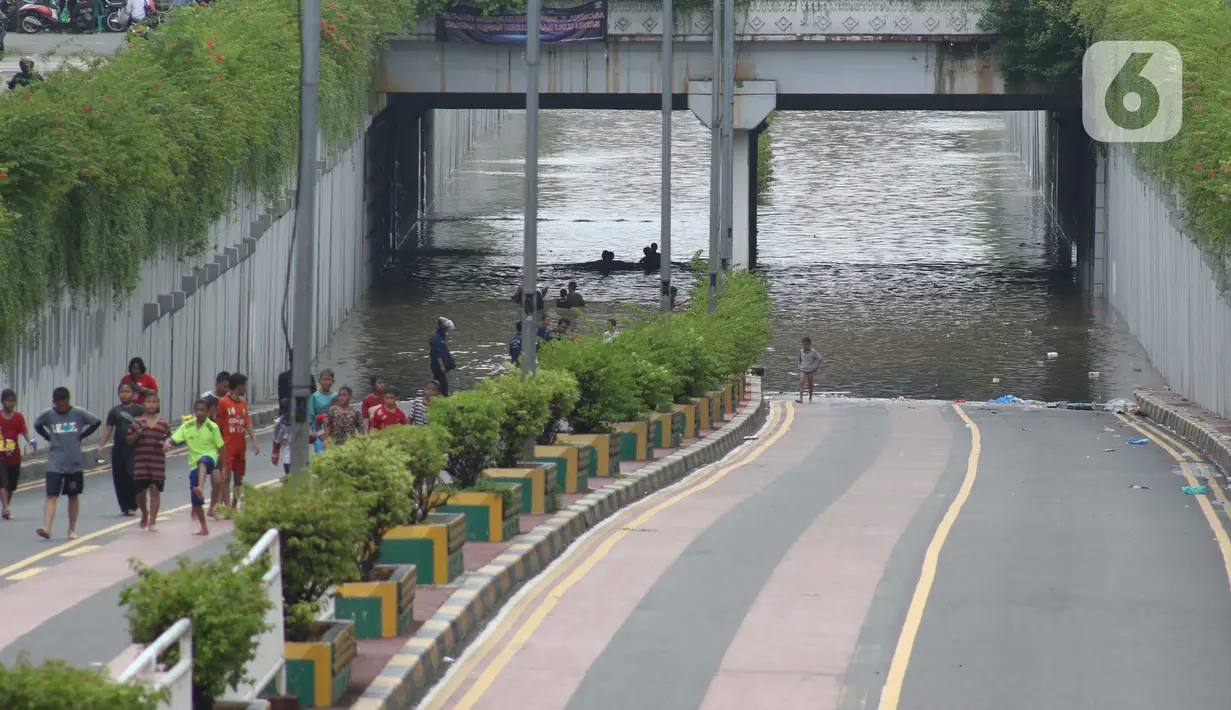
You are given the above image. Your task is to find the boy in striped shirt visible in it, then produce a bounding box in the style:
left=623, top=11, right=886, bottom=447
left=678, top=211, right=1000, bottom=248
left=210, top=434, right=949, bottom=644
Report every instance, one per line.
left=127, top=392, right=170, bottom=532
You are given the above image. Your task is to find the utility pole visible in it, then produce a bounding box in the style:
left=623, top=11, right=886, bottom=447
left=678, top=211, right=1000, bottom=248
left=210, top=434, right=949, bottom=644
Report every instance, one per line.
left=289, top=0, right=321, bottom=479
left=659, top=0, right=672, bottom=314
left=519, top=0, right=541, bottom=377
left=721, top=0, right=735, bottom=285
left=707, top=0, right=721, bottom=313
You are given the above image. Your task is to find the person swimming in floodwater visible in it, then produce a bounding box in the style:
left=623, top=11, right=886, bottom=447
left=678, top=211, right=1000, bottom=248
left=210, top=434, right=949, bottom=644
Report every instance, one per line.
left=577, top=250, right=638, bottom=274
left=639, top=243, right=662, bottom=271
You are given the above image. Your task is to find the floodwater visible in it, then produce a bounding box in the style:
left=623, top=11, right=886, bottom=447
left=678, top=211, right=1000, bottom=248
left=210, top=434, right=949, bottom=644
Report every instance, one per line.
left=313, top=110, right=1164, bottom=403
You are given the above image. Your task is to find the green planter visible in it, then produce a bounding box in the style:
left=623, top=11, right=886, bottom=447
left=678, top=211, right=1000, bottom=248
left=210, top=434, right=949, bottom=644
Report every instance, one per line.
left=378, top=512, right=466, bottom=585
left=436, top=485, right=522, bottom=542
left=334, top=564, right=416, bottom=639
left=285, top=620, right=355, bottom=708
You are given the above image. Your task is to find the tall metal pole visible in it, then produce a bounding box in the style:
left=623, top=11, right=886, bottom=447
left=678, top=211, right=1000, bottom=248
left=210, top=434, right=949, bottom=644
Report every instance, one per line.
left=519, top=0, right=541, bottom=377
left=289, top=0, right=321, bottom=479
left=659, top=0, right=672, bottom=313
left=707, top=0, right=721, bottom=313
left=721, top=0, right=735, bottom=283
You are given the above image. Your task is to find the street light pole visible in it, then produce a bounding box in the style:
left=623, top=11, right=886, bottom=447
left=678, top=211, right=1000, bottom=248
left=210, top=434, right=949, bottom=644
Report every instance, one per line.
left=659, top=0, right=672, bottom=314
left=519, top=0, right=541, bottom=378
left=721, top=0, right=735, bottom=284
left=289, top=0, right=321, bottom=480
left=707, top=0, right=721, bottom=313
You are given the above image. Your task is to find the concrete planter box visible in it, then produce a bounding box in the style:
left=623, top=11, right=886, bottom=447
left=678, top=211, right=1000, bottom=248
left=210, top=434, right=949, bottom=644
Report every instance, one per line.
left=611, top=421, right=655, bottom=461
left=284, top=619, right=355, bottom=708
left=484, top=465, right=552, bottom=514
left=707, top=391, right=726, bottom=424
left=647, top=411, right=682, bottom=449
left=436, top=486, right=522, bottom=542
left=557, top=433, right=622, bottom=476
left=723, top=383, right=735, bottom=415
left=558, top=441, right=594, bottom=479
left=378, top=511, right=466, bottom=585
left=334, top=564, right=416, bottom=639
left=671, top=402, right=697, bottom=439
left=692, top=396, right=711, bottom=431
left=534, top=444, right=589, bottom=493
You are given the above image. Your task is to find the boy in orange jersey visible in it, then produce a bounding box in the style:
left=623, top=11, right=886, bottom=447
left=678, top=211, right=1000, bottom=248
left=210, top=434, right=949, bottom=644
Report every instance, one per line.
left=215, top=372, right=259, bottom=514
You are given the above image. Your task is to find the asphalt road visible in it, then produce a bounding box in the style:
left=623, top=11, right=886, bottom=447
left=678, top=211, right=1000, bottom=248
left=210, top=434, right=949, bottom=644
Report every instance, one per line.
left=417, top=399, right=1231, bottom=710
left=1, top=32, right=125, bottom=92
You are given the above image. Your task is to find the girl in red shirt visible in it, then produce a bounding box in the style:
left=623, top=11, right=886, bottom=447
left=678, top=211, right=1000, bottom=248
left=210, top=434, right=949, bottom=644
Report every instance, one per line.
left=120, top=357, right=159, bottom=404
left=0, top=388, right=35, bottom=521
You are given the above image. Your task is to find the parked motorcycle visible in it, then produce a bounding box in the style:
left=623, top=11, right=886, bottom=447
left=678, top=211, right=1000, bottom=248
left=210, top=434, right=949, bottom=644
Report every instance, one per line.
left=16, top=0, right=96, bottom=33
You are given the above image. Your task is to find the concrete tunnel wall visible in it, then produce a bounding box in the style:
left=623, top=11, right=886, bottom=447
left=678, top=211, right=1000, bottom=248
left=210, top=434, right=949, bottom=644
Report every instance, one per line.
left=1005, top=111, right=1231, bottom=419
left=0, top=108, right=506, bottom=438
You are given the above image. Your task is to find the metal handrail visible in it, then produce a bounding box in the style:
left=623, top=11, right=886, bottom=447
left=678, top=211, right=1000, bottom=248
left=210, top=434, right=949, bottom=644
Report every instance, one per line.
left=117, top=617, right=193, bottom=710
left=223, top=528, right=286, bottom=701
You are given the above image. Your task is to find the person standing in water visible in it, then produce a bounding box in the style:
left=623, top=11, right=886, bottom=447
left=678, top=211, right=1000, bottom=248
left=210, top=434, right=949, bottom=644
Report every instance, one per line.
left=127, top=392, right=170, bottom=531
left=0, top=389, right=36, bottom=521
left=34, top=388, right=101, bottom=540
left=797, top=337, right=822, bottom=404
left=430, top=318, right=455, bottom=396
left=98, top=381, right=144, bottom=517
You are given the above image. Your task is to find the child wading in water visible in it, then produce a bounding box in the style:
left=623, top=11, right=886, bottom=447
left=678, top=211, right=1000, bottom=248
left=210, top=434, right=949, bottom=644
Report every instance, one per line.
left=798, top=337, right=822, bottom=404
left=164, top=400, right=224, bottom=536
left=127, top=392, right=170, bottom=531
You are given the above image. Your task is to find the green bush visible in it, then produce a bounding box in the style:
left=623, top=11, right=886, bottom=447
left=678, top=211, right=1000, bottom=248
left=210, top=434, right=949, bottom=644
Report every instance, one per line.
left=231, top=480, right=367, bottom=641
left=429, top=389, right=506, bottom=489
left=476, top=369, right=553, bottom=467
left=119, top=555, right=270, bottom=708
left=708, top=270, right=773, bottom=375
left=540, top=335, right=642, bottom=433
left=535, top=368, right=580, bottom=445
left=371, top=423, right=450, bottom=523
left=978, top=0, right=1088, bottom=87
left=455, top=479, right=518, bottom=512
left=0, top=0, right=415, bottom=359
left=309, top=436, right=414, bottom=578
left=616, top=316, right=723, bottom=401
left=0, top=656, right=166, bottom=710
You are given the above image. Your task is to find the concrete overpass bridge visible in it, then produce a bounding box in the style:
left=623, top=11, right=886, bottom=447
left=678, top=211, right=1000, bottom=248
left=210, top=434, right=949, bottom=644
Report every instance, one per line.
left=377, top=0, right=1079, bottom=268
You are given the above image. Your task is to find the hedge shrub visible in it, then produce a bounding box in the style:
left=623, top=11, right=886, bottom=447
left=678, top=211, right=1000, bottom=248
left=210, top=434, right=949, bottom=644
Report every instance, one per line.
left=0, top=0, right=414, bottom=359
left=119, top=555, right=271, bottom=708
left=371, top=423, right=451, bottom=523
left=980, top=0, right=1231, bottom=249
left=429, top=389, right=506, bottom=488
left=534, top=367, right=580, bottom=445
left=0, top=656, right=165, bottom=710
left=476, top=369, right=553, bottom=467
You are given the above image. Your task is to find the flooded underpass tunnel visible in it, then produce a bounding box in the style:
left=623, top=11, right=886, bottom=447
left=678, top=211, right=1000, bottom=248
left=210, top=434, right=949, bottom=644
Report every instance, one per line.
left=317, top=109, right=1165, bottom=403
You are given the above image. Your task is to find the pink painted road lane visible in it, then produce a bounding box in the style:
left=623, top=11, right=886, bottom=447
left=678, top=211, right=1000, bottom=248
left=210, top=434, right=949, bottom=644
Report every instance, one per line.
left=419, top=400, right=968, bottom=710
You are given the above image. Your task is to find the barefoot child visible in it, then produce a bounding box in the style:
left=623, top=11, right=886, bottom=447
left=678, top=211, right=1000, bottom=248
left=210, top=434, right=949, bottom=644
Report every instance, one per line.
left=127, top=392, right=170, bottom=531
left=164, top=400, right=223, bottom=535
left=216, top=373, right=258, bottom=511
left=0, top=388, right=36, bottom=521
left=322, top=386, right=365, bottom=449
left=33, top=388, right=101, bottom=540
left=369, top=388, right=409, bottom=431
left=798, top=337, right=822, bottom=404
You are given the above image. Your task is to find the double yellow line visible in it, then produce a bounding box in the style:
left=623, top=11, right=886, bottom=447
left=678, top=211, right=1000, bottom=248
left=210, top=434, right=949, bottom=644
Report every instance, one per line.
left=420, top=401, right=795, bottom=710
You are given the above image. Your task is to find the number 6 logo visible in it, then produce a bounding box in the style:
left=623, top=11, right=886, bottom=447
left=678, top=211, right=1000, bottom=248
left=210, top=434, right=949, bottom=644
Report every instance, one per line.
left=1082, top=41, right=1183, bottom=144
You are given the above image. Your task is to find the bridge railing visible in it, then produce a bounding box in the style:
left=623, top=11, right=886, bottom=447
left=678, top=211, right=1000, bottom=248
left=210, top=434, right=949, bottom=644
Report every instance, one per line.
left=117, top=618, right=193, bottom=710
left=222, top=528, right=286, bottom=701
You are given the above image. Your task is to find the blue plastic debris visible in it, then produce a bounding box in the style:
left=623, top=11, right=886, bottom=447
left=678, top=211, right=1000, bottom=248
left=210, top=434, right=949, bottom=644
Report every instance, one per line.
left=1128, top=438, right=1150, bottom=445
left=1182, top=485, right=1208, bottom=495
left=989, top=395, right=1017, bottom=404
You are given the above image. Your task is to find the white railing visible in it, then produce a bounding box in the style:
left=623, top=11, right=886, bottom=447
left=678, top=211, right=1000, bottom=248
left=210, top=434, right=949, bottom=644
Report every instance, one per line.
left=117, top=618, right=193, bottom=710
left=222, top=528, right=287, bottom=701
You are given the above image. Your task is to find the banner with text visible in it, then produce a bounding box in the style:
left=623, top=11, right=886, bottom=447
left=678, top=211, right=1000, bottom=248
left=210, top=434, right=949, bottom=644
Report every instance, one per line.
left=436, top=1, right=607, bottom=44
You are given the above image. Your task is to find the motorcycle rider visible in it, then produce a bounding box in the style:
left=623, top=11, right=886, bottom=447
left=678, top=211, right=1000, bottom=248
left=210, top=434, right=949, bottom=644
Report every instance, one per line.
left=7, top=58, right=44, bottom=91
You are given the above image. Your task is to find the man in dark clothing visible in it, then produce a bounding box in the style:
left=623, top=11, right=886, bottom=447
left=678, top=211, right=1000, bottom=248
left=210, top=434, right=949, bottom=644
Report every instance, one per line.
left=536, top=314, right=554, bottom=343
left=510, top=322, right=523, bottom=365
left=430, top=318, right=455, bottom=396
left=7, top=58, right=44, bottom=91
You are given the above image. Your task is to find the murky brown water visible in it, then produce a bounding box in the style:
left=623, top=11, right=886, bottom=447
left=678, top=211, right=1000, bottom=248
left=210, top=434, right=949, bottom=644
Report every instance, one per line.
left=314, top=110, right=1164, bottom=403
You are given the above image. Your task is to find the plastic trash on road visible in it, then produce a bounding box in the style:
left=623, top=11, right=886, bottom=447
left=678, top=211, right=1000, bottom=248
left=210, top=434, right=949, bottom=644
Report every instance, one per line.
left=988, top=394, right=1020, bottom=404
left=1128, top=438, right=1150, bottom=445
left=1182, top=485, right=1208, bottom=495
left=1103, top=399, right=1133, bottom=413
left=1130, top=484, right=1149, bottom=489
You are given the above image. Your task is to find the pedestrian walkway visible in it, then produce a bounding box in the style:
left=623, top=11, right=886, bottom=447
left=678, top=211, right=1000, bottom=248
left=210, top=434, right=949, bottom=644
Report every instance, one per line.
left=413, top=399, right=1231, bottom=710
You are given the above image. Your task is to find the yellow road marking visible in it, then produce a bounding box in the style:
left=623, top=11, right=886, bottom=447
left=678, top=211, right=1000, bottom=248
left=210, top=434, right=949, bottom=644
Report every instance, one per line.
left=445, top=401, right=796, bottom=710
left=6, top=567, right=47, bottom=581
left=877, top=403, right=981, bottom=710
left=14, top=423, right=276, bottom=493
left=1114, top=413, right=1231, bottom=596
left=421, top=403, right=790, bottom=710
left=1121, top=417, right=1231, bottom=509
left=59, top=545, right=102, bottom=558
left=0, top=478, right=279, bottom=579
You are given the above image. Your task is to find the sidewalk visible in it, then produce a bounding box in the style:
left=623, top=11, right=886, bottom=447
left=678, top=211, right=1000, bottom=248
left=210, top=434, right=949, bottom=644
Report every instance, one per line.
left=0, top=33, right=125, bottom=93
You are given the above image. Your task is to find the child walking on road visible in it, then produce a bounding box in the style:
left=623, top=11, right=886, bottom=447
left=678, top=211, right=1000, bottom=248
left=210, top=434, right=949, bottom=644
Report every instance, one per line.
left=99, top=381, right=144, bottom=517
left=798, top=337, right=822, bottom=404
left=271, top=400, right=292, bottom=475
left=216, top=373, right=258, bottom=512
left=164, top=400, right=224, bottom=536
left=128, top=392, right=170, bottom=531
left=0, top=388, right=36, bottom=521
left=33, top=388, right=101, bottom=540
